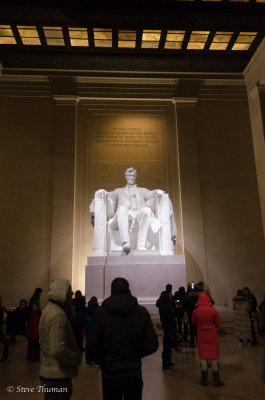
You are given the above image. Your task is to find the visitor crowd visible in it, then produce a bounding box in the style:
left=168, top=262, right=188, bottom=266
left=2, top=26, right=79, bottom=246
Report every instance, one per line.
left=0, top=281, right=264, bottom=399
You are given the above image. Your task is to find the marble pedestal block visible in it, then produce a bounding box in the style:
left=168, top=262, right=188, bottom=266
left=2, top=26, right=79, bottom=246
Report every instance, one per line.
left=85, top=254, right=186, bottom=316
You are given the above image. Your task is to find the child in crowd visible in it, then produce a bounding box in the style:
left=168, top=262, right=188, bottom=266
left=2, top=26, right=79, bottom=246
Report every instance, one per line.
left=85, top=296, right=99, bottom=367
left=27, top=302, right=42, bottom=361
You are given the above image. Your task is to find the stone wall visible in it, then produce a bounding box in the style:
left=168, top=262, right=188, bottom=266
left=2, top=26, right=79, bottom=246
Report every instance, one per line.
left=0, top=92, right=54, bottom=307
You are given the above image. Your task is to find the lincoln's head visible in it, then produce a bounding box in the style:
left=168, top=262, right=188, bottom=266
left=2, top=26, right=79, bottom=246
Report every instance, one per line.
left=124, top=167, right=137, bottom=185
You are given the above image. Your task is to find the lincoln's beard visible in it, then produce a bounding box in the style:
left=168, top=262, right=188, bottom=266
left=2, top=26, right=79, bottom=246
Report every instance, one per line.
left=126, top=175, right=136, bottom=185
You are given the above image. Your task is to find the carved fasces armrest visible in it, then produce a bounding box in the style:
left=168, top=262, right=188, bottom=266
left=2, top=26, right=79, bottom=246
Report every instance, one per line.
left=89, top=191, right=107, bottom=229
left=91, top=190, right=108, bottom=255
left=155, top=189, right=164, bottom=198
left=156, top=193, right=177, bottom=254
left=91, top=189, right=115, bottom=221
left=89, top=190, right=107, bottom=217
left=89, top=199, right=95, bottom=226
left=95, top=189, right=108, bottom=200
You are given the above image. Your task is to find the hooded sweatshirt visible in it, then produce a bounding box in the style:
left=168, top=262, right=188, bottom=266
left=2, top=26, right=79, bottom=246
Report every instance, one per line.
left=87, top=293, right=158, bottom=377
left=39, top=279, right=81, bottom=379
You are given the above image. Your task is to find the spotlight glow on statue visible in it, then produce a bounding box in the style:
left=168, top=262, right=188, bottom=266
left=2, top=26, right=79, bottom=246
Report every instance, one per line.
left=89, top=167, right=177, bottom=256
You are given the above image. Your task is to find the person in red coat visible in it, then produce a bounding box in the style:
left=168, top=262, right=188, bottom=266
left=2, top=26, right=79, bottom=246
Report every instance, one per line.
left=192, top=292, right=224, bottom=387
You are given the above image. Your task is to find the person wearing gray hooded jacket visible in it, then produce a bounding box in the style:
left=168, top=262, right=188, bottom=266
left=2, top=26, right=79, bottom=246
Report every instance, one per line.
left=39, top=279, right=82, bottom=399
left=233, top=289, right=252, bottom=345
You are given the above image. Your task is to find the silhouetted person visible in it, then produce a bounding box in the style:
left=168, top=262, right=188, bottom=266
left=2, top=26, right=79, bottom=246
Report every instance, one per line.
left=156, top=290, right=177, bottom=370
left=243, top=287, right=257, bottom=312
left=0, top=295, right=8, bottom=338
left=86, top=296, right=99, bottom=315
left=165, top=284, right=172, bottom=294
left=27, top=302, right=42, bottom=361
left=174, top=286, right=186, bottom=336
left=87, top=277, right=158, bottom=400
left=72, top=290, right=86, bottom=313
left=71, top=290, right=86, bottom=351
left=243, top=287, right=258, bottom=343
left=29, top=288, right=43, bottom=309
left=258, top=293, right=265, bottom=337
left=183, top=282, right=197, bottom=347
left=85, top=296, right=99, bottom=367
left=0, top=299, right=29, bottom=362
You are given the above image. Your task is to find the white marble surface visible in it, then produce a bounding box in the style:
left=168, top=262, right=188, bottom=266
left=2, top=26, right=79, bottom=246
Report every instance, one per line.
left=85, top=254, right=186, bottom=314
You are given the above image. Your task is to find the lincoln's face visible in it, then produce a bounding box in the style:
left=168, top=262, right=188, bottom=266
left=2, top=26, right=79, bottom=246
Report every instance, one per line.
left=125, top=170, right=137, bottom=185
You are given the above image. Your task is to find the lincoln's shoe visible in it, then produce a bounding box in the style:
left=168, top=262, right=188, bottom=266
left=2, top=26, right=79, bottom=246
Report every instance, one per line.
left=122, top=242, right=131, bottom=255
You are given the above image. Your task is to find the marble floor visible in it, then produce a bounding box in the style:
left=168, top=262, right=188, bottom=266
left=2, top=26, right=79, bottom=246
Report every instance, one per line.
left=0, top=333, right=265, bottom=400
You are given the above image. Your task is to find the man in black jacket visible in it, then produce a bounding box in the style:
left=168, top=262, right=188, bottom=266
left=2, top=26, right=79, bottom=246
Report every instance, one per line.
left=156, top=290, right=177, bottom=370
left=87, top=277, right=158, bottom=400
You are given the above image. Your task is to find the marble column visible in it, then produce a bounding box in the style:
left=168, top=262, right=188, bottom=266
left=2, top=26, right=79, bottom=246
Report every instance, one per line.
left=50, top=95, right=78, bottom=282
left=173, top=97, right=208, bottom=284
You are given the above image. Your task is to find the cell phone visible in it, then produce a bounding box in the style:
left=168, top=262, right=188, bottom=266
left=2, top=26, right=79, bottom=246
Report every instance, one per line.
left=191, top=282, right=195, bottom=289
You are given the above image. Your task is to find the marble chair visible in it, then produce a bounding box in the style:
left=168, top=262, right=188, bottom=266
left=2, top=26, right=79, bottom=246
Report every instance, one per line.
left=90, top=193, right=175, bottom=256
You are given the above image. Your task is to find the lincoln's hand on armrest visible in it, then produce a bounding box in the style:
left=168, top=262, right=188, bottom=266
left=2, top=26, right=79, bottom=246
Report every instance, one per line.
left=95, top=189, right=109, bottom=199
left=155, top=189, right=165, bottom=198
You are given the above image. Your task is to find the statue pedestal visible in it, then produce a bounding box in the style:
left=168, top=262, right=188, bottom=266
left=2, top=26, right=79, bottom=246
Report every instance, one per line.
left=85, top=254, right=186, bottom=316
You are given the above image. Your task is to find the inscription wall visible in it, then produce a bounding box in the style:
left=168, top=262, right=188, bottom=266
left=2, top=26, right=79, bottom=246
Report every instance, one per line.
left=89, top=114, right=164, bottom=192
left=95, top=127, right=159, bottom=148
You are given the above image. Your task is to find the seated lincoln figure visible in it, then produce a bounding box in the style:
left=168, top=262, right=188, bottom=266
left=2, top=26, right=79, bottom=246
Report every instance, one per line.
left=90, top=167, right=177, bottom=255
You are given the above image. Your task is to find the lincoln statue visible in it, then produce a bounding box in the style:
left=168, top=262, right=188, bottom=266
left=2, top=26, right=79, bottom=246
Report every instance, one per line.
left=90, top=167, right=177, bottom=255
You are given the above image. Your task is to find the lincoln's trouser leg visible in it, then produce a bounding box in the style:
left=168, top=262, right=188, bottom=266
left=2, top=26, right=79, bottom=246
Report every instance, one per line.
left=137, top=207, right=152, bottom=249
left=116, top=206, right=130, bottom=245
